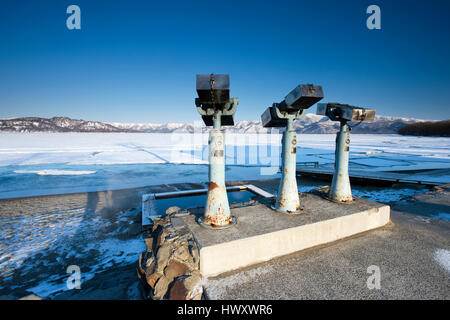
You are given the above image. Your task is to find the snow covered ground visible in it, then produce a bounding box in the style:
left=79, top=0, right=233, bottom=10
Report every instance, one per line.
left=0, top=205, right=145, bottom=298
left=0, top=132, right=449, bottom=199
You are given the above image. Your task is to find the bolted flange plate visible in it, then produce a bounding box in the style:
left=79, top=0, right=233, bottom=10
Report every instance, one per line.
left=325, top=194, right=355, bottom=204
left=270, top=205, right=305, bottom=215
left=197, top=216, right=237, bottom=230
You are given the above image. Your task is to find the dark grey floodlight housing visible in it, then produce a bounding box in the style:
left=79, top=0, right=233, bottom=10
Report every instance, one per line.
left=196, top=74, right=229, bottom=105
left=261, top=105, right=287, bottom=127
left=195, top=74, right=238, bottom=126
left=261, top=84, right=323, bottom=127
left=316, top=103, right=376, bottom=122
left=277, top=84, right=324, bottom=113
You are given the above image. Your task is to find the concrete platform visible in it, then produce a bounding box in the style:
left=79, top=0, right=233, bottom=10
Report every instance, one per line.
left=181, top=192, right=390, bottom=277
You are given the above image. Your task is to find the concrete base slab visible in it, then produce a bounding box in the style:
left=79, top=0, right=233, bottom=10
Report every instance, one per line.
left=180, top=192, right=390, bottom=277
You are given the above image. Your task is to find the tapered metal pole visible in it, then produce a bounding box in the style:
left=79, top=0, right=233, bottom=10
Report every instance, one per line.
left=275, top=117, right=302, bottom=214
left=329, top=121, right=352, bottom=202
left=198, top=110, right=235, bottom=229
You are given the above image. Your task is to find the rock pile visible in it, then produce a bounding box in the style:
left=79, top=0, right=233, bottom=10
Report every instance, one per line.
left=137, top=206, right=203, bottom=300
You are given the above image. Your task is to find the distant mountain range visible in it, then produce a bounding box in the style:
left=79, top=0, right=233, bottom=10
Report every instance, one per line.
left=0, top=117, right=129, bottom=133
left=111, top=114, right=426, bottom=134
left=0, top=115, right=429, bottom=134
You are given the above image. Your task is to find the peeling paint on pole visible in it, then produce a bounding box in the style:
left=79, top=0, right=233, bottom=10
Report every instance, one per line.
left=316, top=103, right=376, bottom=203
left=275, top=119, right=302, bottom=214
left=202, top=128, right=233, bottom=227
left=329, top=122, right=353, bottom=202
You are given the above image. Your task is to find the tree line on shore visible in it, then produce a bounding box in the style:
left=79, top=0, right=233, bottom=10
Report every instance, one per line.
left=398, top=120, right=450, bottom=137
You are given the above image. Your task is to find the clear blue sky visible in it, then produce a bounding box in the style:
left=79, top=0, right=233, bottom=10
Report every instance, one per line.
left=0, top=0, right=449, bottom=123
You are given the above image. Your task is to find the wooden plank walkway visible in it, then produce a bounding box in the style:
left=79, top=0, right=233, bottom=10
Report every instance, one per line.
left=296, top=167, right=447, bottom=187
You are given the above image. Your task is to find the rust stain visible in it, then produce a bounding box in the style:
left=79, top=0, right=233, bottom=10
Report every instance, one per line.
left=209, top=182, right=220, bottom=191
left=278, top=191, right=287, bottom=207
left=204, top=206, right=230, bottom=227
left=330, top=192, right=353, bottom=203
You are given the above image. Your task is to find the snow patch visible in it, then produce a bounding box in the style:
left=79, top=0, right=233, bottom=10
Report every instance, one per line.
left=0, top=207, right=144, bottom=298
left=14, top=169, right=96, bottom=176
left=431, top=212, right=450, bottom=221
left=352, top=188, right=426, bottom=203
left=434, top=249, right=450, bottom=273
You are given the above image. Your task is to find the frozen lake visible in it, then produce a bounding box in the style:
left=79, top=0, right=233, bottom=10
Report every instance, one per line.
left=0, top=132, right=449, bottom=199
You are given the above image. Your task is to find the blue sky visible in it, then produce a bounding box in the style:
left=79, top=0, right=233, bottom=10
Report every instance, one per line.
left=0, top=0, right=449, bottom=123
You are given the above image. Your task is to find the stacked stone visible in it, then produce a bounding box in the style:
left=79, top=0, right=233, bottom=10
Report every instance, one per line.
left=137, top=206, right=203, bottom=300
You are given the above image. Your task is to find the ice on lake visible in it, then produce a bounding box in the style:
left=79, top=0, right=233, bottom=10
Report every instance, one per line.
left=0, top=132, right=449, bottom=199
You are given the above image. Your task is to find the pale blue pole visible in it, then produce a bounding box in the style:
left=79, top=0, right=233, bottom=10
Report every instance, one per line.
left=329, top=121, right=352, bottom=202
left=275, top=117, right=302, bottom=213
left=199, top=110, right=235, bottom=228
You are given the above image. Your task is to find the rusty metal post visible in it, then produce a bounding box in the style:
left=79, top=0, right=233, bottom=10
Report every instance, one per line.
left=274, top=117, right=302, bottom=214
left=198, top=110, right=236, bottom=229
left=317, top=102, right=376, bottom=203
left=329, top=121, right=352, bottom=202
left=261, top=84, right=324, bottom=214
left=196, top=74, right=238, bottom=229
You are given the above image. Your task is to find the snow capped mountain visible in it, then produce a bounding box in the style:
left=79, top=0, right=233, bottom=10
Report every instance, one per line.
left=0, top=117, right=129, bottom=133
left=110, top=114, right=426, bottom=134
left=109, top=122, right=197, bottom=133
left=0, top=114, right=428, bottom=134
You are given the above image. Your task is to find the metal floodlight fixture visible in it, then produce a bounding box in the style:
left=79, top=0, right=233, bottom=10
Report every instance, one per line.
left=260, top=84, right=324, bottom=214
left=279, top=84, right=324, bottom=112
left=316, top=102, right=376, bottom=203
left=195, top=74, right=238, bottom=127
left=261, top=105, right=288, bottom=128
left=316, top=103, right=376, bottom=122
left=195, top=73, right=239, bottom=229
left=262, top=84, right=324, bottom=127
